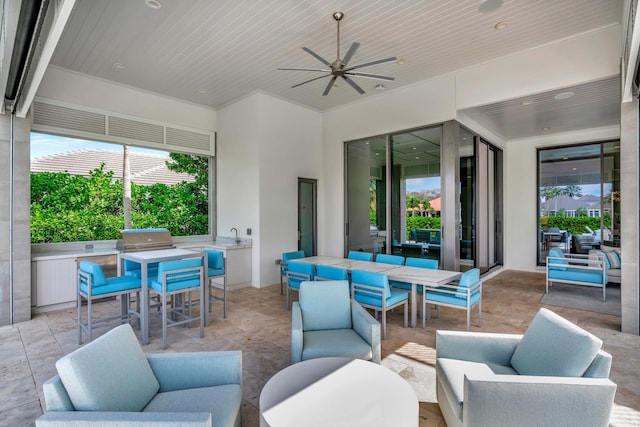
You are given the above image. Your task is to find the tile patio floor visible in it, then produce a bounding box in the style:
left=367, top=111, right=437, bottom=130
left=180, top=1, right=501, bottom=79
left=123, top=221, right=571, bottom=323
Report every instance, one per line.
left=1, top=269, right=639, bottom=426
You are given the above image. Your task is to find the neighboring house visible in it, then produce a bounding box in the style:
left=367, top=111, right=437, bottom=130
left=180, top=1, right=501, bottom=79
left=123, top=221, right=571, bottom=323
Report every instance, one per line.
left=30, top=149, right=195, bottom=186
left=540, top=194, right=610, bottom=217
left=406, top=198, right=441, bottom=217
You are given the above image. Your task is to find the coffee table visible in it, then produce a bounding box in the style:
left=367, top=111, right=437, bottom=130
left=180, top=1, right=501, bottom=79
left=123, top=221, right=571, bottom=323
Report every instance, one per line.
left=259, top=357, right=418, bottom=427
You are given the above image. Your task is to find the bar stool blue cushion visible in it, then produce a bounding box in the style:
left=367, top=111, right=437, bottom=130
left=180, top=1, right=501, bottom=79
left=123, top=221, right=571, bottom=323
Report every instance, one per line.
left=78, top=261, right=141, bottom=296
left=149, top=258, right=203, bottom=292
left=205, top=249, right=225, bottom=277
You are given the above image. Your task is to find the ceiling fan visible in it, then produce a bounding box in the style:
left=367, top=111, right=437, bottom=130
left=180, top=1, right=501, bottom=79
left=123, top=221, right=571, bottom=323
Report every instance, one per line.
left=278, top=12, right=397, bottom=96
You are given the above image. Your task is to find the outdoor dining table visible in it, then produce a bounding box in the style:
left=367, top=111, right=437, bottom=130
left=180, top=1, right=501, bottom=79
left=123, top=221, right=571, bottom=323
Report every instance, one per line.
left=384, top=265, right=462, bottom=328
left=119, top=247, right=204, bottom=345
left=296, top=256, right=461, bottom=328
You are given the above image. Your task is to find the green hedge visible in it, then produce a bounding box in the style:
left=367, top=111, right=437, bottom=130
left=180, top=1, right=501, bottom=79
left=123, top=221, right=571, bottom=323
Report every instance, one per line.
left=406, top=216, right=441, bottom=238
left=540, top=215, right=610, bottom=235
left=30, top=167, right=208, bottom=243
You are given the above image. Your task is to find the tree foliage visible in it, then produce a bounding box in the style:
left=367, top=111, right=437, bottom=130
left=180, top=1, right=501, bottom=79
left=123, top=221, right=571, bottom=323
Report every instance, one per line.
left=31, top=161, right=208, bottom=243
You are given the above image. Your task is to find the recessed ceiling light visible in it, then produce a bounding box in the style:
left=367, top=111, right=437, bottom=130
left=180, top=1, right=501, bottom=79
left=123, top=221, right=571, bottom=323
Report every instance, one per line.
left=198, top=89, right=207, bottom=94
left=522, top=100, right=533, bottom=106
left=494, top=21, right=509, bottom=30
left=542, top=127, right=550, bottom=131
left=572, top=167, right=578, bottom=171
left=478, top=0, right=504, bottom=13
left=415, top=156, right=420, bottom=159
left=145, top=0, right=162, bottom=9
left=412, top=147, right=417, bottom=150
left=113, top=62, right=126, bottom=69
left=375, top=84, right=385, bottom=91
left=396, top=58, right=406, bottom=65
left=554, top=91, right=575, bottom=100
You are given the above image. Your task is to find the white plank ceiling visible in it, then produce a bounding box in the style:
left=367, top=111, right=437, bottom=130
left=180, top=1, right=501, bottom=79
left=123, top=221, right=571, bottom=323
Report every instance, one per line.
left=49, top=0, right=624, bottom=140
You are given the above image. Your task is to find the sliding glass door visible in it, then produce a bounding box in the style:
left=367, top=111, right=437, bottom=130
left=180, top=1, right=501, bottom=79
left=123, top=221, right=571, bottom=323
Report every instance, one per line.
left=537, top=142, right=620, bottom=265
left=345, top=122, right=503, bottom=272
left=345, top=136, right=387, bottom=256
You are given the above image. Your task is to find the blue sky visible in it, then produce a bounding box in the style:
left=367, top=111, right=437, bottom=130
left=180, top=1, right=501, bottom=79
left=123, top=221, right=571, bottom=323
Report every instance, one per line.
left=30, top=133, right=167, bottom=160
left=406, top=177, right=440, bottom=192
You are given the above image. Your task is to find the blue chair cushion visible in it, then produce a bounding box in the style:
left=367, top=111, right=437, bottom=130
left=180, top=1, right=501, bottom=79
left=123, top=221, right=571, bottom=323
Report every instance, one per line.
left=79, top=261, right=108, bottom=286
left=354, top=288, right=408, bottom=308
left=150, top=258, right=202, bottom=293
left=301, top=329, right=373, bottom=361
left=55, top=324, right=159, bottom=412
left=375, top=254, right=404, bottom=265
left=204, top=249, right=225, bottom=270
left=208, top=267, right=225, bottom=277
left=348, top=251, right=373, bottom=261
left=143, top=384, right=242, bottom=427
left=299, top=281, right=352, bottom=331
left=547, top=267, right=604, bottom=284
left=510, top=308, right=603, bottom=377
left=456, top=268, right=480, bottom=298
left=548, top=248, right=568, bottom=271
left=80, top=275, right=141, bottom=296
left=425, top=289, right=481, bottom=307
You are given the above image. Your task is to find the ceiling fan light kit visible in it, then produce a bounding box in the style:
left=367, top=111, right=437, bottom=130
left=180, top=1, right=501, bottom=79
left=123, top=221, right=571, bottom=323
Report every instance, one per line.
left=278, top=12, right=397, bottom=96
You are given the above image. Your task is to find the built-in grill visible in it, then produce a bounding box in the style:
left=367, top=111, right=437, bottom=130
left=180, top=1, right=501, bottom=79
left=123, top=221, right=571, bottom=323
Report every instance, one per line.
left=117, top=228, right=175, bottom=252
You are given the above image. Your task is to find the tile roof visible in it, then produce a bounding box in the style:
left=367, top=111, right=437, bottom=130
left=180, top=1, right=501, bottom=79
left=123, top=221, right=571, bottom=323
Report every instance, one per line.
left=30, top=149, right=195, bottom=186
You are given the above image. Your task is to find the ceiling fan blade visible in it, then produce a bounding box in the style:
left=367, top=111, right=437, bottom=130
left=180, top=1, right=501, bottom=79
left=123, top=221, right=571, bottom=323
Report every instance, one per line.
left=342, top=42, right=360, bottom=66
left=278, top=67, right=331, bottom=72
left=346, top=56, right=397, bottom=71
left=322, top=75, right=338, bottom=96
left=346, top=71, right=395, bottom=81
left=342, top=75, right=365, bottom=95
left=302, top=47, right=332, bottom=67
left=291, top=73, right=332, bottom=89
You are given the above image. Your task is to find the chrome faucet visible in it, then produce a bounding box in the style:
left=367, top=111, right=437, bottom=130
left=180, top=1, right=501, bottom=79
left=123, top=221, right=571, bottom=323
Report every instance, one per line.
left=230, top=227, right=239, bottom=243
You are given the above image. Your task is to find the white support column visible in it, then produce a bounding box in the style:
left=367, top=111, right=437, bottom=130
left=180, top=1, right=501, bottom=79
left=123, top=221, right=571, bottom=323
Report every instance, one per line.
left=620, top=97, right=640, bottom=335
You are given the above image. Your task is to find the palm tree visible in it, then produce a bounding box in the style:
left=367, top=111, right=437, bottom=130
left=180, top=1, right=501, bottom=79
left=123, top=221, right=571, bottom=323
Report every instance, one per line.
left=540, top=186, right=563, bottom=215
left=123, top=145, right=132, bottom=229
left=563, top=185, right=583, bottom=198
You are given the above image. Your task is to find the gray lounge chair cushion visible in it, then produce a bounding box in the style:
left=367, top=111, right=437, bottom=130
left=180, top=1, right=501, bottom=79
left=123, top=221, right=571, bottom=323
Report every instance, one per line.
left=56, top=325, right=160, bottom=411
left=510, top=308, right=602, bottom=377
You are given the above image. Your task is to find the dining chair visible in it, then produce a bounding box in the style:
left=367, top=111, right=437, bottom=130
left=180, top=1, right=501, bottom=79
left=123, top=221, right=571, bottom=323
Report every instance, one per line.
left=149, top=255, right=205, bottom=349
left=351, top=269, right=409, bottom=339
left=375, top=254, right=405, bottom=265
left=281, top=251, right=306, bottom=295
left=77, top=261, right=142, bottom=344
left=315, top=264, right=349, bottom=281
left=424, top=268, right=481, bottom=330
left=348, top=251, right=374, bottom=261
left=204, top=249, right=227, bottom=318
left=406, top=257, right=439, bottom=269
left=286, top=261, right=315, bottom=310
left=390, top=257, right=439, bottom=292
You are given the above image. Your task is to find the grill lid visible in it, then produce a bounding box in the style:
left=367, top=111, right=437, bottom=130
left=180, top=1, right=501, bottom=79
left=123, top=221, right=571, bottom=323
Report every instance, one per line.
left=117, top=228, right=174, bottom=252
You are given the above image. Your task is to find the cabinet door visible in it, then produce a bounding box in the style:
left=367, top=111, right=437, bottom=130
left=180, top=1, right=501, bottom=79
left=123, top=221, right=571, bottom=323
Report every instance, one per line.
left=36, top=258, right=78, bottom=306
left=226, top=249, right=252, bottom=286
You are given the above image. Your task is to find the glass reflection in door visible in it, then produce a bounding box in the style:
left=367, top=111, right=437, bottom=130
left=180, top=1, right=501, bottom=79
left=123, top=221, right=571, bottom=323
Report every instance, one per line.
left=345, top=136, right=387, bottom=256
left=390, top=126, right=441, bottom=264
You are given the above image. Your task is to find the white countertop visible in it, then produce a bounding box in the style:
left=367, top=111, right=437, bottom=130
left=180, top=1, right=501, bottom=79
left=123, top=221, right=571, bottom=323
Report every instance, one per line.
left=31, top=248, right=120, bottom=261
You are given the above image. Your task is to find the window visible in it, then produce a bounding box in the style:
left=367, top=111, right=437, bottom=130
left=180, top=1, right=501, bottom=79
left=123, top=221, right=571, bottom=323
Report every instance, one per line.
left=537, top=141, right=620, bottom=265
left=30, top=133, right=210, bottom=243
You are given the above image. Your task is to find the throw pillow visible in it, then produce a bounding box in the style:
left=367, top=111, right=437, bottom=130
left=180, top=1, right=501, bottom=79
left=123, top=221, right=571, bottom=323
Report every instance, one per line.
left=510, top=308, right=602, bottom=377
left=56, top=324, right=159, bottom=411
left=604, top=250, right=621, bottom=269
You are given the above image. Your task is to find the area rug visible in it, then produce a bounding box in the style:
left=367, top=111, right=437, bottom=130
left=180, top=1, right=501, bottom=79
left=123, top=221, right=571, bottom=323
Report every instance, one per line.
left=540, top=283, right=621, bottom=316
